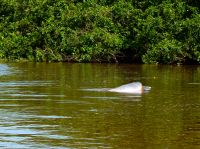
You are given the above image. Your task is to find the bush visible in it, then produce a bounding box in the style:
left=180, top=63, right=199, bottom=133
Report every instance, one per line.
left=0, top=0, right=199, bottom=64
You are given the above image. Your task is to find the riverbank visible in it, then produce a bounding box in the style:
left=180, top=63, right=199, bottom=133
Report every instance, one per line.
left=1, top=0, right=200, bottom=64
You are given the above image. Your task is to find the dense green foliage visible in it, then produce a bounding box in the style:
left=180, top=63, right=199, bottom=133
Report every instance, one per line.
left=0, top=0, right=200, bottom=64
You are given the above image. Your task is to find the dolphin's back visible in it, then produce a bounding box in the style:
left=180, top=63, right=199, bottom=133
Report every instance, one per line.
left=109, top=82, right=143, bottom=93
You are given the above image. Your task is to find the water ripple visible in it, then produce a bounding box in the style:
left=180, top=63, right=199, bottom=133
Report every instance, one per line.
left=0, top=81, right=54, bottom=87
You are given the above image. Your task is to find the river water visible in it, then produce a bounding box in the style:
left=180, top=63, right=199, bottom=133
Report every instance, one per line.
left=0, top=63, right=199, bottom=149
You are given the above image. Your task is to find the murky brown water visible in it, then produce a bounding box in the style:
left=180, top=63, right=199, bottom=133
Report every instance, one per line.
left=0, top=63, right=199, bottom=149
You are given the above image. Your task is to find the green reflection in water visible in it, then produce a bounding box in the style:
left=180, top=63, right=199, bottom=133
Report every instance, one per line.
left=0, top=63, right=199, bottom=149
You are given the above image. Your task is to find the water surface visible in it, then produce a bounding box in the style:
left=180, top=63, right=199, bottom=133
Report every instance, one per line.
left=0, top=63, right=199, bottom=149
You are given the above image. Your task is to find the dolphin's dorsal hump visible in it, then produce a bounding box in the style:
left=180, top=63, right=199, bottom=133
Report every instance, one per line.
left=109, top=82, right=143, bottom=93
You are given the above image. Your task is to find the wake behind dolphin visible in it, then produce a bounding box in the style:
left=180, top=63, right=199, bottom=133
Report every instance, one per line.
left=0, top=64, right=12, bottom=76
left=81, top=82, right=151, bottom=94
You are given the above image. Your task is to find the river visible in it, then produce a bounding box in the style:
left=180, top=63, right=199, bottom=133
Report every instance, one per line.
left=0, top=63, right=199, bottom=149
